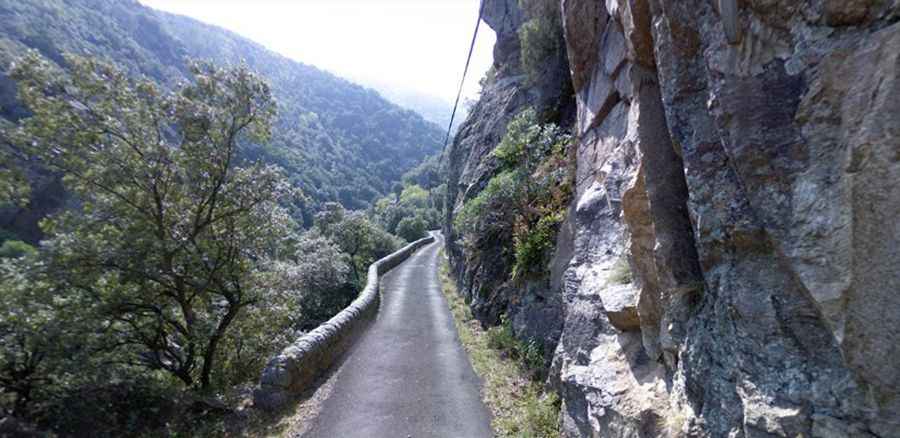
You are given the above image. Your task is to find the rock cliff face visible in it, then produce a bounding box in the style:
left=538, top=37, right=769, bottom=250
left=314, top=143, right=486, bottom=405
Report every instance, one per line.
left=446, top=0, right=899, bottom=436
left=444, top=0, right=574, bottom=354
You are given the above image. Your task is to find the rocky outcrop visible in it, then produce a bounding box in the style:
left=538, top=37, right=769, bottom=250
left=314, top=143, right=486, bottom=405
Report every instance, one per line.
left=447, top=0, right=900, bottom=436
left=552, top=1, right=703, bottom=435
left=253, top=234, right=435, bottom=410
left=557, top=0, right=900, bottom=436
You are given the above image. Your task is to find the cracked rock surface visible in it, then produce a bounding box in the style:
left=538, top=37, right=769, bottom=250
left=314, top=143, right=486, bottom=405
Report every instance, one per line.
left=445, top=0, right=900, bottom=436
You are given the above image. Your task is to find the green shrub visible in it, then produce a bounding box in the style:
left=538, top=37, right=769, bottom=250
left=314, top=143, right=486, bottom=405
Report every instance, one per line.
left=487, top=318, right=519, bottom=352
left=0, top=240, right=36, bottom=258
left=487, top=317, right=545, bottom=375
left=454, top=170, right=518, bottom=236
left=512, top=212, right=563, bottom=280
left=455, top=108, right=572, bottom=280
left=517, top=0, right=563, bottom=85
left=396, top=215, right=428, bottom=242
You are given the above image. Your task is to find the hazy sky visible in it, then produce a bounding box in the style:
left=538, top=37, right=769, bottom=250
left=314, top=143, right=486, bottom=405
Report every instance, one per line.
left=138, top=0, right=496, bottom=102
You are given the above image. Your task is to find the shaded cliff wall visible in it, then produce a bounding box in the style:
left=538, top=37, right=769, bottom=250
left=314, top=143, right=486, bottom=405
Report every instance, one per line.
left=447, top=0, right=899, bottom=436
left=443, top=0, right=575, bottom=361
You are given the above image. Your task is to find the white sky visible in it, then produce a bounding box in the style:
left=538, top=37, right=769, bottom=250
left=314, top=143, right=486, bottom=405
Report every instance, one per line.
left=138, top=0, right=496, bottom=102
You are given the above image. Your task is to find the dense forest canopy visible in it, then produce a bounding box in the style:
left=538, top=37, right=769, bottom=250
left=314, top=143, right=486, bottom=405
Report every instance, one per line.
left=0, top=0, right=443, bottom=242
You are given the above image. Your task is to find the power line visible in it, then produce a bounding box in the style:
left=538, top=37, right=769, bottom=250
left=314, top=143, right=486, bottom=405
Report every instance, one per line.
left=439, top=0, right=486, bottom=164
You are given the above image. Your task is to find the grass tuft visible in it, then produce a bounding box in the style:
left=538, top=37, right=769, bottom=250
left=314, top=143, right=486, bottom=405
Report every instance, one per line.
left=438, top=252, right=560, bottom=438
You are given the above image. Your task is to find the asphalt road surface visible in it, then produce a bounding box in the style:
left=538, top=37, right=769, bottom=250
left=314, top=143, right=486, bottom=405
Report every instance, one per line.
left=302, top=232, right=493, bottom=438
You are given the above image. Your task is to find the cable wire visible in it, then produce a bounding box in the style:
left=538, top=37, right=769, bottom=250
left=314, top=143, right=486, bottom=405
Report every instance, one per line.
left=439, top=0, right=486, bottom=164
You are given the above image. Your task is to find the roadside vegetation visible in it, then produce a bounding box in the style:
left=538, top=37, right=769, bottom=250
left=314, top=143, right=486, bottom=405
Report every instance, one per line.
left=455, top=108, right=572, bottom=281
left=439, top=254, right=560, bottom=438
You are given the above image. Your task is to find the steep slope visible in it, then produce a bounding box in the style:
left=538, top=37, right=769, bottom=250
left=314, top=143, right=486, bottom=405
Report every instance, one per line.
left=446, top=0, right=899, bottom=437
left=0, top=0, right=442, bottom=240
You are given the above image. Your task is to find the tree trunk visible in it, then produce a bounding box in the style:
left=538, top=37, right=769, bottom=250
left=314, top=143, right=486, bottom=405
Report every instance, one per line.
left=199, top=303, right=241, bottom=390
left=175, top=368, right=193, bottom=387
left=349, top=251, right=361, bottom=285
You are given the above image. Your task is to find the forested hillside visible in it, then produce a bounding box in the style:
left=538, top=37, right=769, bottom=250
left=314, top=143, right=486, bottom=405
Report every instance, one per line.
left=0, top=0, right=442, bottom=241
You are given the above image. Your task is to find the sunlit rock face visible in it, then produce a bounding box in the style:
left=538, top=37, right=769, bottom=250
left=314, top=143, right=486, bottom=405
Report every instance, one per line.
left=553, top=1, right=702, bottom=435
left=553, top=0, right=900, bottom=436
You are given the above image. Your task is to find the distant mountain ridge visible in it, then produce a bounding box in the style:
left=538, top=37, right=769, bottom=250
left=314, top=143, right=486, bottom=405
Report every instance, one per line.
left=346, top=77, right=469, bottom=134
left=0, top=0, right=442, bottom=239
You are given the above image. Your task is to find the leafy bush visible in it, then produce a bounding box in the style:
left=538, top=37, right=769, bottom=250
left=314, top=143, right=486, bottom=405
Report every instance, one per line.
left=487, top=317, right=545, bottom=375
left=0, top=240, right=36, bottom=258
left=486, top=317, right=518, bottom=352
left=517, top=0, right=563, bottom=85
left=512, top=212, right=564, bottom=280
left=454, top=170, right=519, bottom=237
left=455, top=108, right=572, bottom=280
left=396, top=215, right=428, bottom=242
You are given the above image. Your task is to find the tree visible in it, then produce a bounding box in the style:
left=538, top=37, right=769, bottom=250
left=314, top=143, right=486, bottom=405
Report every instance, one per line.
left=517, top=0, right=564, bottom=85
left=315, top=203, right=399, bottom=284
left=313, top=201, right=347, bottom=234
left=0, top=258, right=61, bottom=417
left=269, top=232, right=354, bottom=329
left=396, top=215, right=427, bottom=242
left=212, top=231, right=352, bottom=385
left=7, top=52, right=292, bottom=390
left=399, top=184, right=430, bottom=209
left=372, top=196, right=405, bottom=234
left=0, top=254, right=104, bottom=419
left=0, top=122, right=30, bottom=208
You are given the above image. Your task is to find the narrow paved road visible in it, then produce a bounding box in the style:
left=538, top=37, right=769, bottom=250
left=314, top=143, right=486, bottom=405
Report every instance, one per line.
left=302, top=232, right=493, bottom=438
